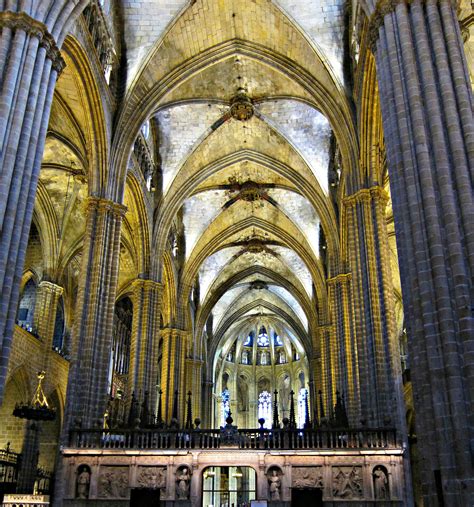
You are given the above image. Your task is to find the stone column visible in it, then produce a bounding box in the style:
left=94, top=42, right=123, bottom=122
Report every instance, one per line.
left=0, top=2, right=89, bottom=402
left=327, top=274, right=359, bottom=424
left=160, top=328, right=186, bottom=423
left=317, top=323, right=335, bottom=421
left=33, top=281, right=63, bottom=366
left=129, top=279, right=162, bottom=410
left=201, top=380, right=213, bottom=427
left=16, top=421, right=40, bottom=493
left=344, top=188, right=403, bottom=428
left=185, top=358, right=203, bottom=422
left=369, top=0, right=474, bottom=501
left=64, top=197, right=126, bottom=429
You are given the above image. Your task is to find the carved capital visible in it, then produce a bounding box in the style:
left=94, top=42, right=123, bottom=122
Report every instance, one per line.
left=344, top=186, right=388, bottom=207
left=38, top=280, right=64, bottom=297
left=88, top=197, right=127, bottom=218
left=327, top=273, right=352, bottom=285
left=0, top=11, right=65, bottom=74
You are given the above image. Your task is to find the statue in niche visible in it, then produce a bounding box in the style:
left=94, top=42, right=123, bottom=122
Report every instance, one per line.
left=237, top=375, right=248, bottom=411
left=261, top=351, right=269, bottom=365
left=176, top=467, right=191, bottom=500
left=268, top=469, right=281, bottom=500
left=76, top=466, right=90, bottom=499
left=373, top=467, right=389, bottom=499
left=332, top=467, right=363, bottom=499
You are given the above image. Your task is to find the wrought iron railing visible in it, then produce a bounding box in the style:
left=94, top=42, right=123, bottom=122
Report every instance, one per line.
left=69, top=427, right=398, bottom=451
left=0, top=445, right=19, bottom=501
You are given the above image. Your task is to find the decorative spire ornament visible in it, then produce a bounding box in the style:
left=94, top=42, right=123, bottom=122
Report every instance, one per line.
left=272, top=389, right=280, bottom=429
left=289, top=390, right=296, bottom=429
left=185, top=391, right=193, bottom=429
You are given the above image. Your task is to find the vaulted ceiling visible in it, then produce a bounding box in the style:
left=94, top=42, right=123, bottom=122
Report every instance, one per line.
left=37, top=0, right=359, bottom=365
left=112, top=0, right=357, bottom=364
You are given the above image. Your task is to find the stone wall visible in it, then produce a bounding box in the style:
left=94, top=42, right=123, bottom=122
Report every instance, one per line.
left=0, top=326, right=69, bottom=468
left=60, top=448, right=405, bottom=506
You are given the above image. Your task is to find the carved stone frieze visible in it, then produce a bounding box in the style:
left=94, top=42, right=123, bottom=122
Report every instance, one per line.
left=332, top=466, right=363, bottom=499
left=136, top=466, right=166, bottom=489
left=292, top=467, right=323, bottom=489
left=97, top=466, right=129, bottom=498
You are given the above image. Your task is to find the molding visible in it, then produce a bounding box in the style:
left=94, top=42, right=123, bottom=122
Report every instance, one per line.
left=0, top=11, right=65, bottom=73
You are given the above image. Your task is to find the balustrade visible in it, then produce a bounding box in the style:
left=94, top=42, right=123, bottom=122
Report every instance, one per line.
left=81, top=0, right=118, bottom=85
left=69, top=427, right=397, bottom=451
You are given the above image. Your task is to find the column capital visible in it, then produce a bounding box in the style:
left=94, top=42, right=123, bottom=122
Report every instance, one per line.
left=327, top=273, right=352, bottom=285
left=38, top=280, right=64, bottom=296
left=0, top=11, right=65, bottom=73
left=161, top=327, right=188, bottom=339
left=343, top=186, right=388, bottom=207
left=368, top=0, right=458, bottom=52
left=88, top=197, right=127, bottom=217
left=131, top=278, right=163, bottom=292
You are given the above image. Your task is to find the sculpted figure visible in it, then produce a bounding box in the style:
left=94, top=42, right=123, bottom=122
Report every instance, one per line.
left=268, top=469, right=281, bottom=500
left=373, top=467, right=389, bottom=499
left=76, top=467, right=90, bottom=499
left=176, top=467, right=190, bottom=500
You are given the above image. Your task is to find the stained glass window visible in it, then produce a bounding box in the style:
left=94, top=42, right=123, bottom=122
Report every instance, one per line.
left=297, top=388, right=307, bottom=428
left=257, top=326, right=269, bottom=347
left=258, top=391, right=272, bottom=428
left=273, top=332, right=283, bottom=346
left=243, top=332, right=253, bottom=346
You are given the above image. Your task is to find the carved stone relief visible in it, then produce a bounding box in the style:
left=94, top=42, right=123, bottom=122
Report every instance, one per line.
left=136, top=466, right=166, bottom=489
left=292, top=467, right=323, bottom=489
left=332, top=466, right=363, bottom=499
left=98, top=466, right=129, bottom=498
